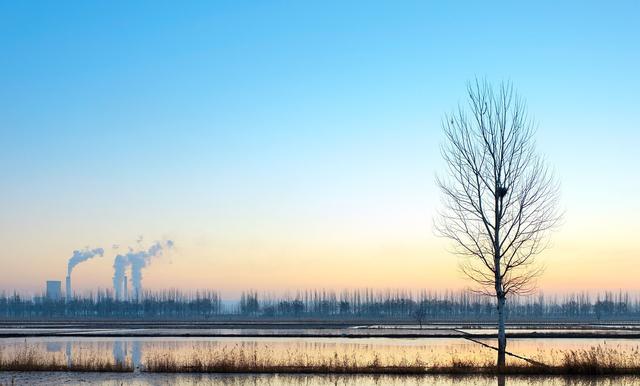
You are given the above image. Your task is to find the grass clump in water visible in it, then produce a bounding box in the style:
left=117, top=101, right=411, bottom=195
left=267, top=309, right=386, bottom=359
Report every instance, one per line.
left=144, top=346, right=430, bottom=374
left=142, top=345, right=640, bottom=376
left=558, top=345, right=640, bottom=375
left=0, top=345, right=132, bottom=372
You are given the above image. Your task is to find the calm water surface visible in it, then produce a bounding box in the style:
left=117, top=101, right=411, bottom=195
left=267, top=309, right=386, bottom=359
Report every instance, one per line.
left=1, top=372, right=639, bottom=386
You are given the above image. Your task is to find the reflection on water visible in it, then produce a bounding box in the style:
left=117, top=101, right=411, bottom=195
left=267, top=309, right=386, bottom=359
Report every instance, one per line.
left=45, top=342, right=62, bottom=352
left=112, top=340, right=126, bottom=364
left=1, top=372, right=639, bottom=386
left=132, top=340, right=142, bottom=368
left=66, top=341, right=72, bottom=367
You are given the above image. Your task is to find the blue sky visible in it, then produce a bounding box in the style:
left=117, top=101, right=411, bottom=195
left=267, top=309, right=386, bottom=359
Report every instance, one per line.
left=0, top=1, right=638, bottom=294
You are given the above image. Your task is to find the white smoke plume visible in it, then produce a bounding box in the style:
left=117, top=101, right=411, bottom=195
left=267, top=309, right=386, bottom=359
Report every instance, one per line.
left=67, top=247, right=104, bottom=276
left=112, top=240, right=174, bottom=301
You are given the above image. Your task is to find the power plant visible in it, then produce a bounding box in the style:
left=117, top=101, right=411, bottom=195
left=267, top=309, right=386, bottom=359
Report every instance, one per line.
left=113, top=240, right=174, bottom=301
left=50, top=240, right=173, bottom=302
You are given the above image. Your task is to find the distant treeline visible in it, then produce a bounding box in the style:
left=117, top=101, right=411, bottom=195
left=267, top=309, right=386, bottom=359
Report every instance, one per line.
left=1, top=289, right=639, bottom=321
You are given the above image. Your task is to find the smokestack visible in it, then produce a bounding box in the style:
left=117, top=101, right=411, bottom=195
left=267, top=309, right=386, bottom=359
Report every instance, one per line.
left=113, top=254, right=129, bottom=301
left=123, top=275, right=128, bottom=301
left=65, top=276, right=71, bottom=302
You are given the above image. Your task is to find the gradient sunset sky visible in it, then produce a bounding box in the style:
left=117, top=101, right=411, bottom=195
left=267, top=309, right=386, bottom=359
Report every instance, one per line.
left=1, top=1, right=638, bottom=298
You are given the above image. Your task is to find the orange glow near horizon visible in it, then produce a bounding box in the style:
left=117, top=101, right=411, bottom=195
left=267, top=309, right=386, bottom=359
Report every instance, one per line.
left=3, top=221, right=639, bottom=299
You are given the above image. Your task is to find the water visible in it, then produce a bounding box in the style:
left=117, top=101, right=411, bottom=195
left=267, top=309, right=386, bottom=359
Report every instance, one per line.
left=2, top=336, right=640, bottom=385
left=1, top=372, right=639, bottom=386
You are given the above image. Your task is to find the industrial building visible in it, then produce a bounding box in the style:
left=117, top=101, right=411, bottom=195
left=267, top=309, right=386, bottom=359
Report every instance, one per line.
left=46, top=280, right=62, bottom=301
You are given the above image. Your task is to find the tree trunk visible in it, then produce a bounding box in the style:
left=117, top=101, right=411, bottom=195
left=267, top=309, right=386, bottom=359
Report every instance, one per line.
left=497, top=295, right=507, bottom=368
left=495, top=184, right=506, bottom=368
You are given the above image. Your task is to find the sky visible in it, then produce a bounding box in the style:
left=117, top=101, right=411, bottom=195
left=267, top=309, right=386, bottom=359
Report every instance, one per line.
left=0, top=1, right=639, bottom=298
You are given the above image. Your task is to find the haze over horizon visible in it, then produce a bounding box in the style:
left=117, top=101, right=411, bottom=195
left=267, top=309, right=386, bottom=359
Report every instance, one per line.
left=1, top=1, right=639, bottom=298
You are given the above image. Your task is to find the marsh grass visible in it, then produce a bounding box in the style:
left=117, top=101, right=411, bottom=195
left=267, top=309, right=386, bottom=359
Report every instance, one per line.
left=141, top=344, right=640, bottom=375
left=144, top=348, right=430, bottom=374
left=0, top=345, right=132, bottom=372
left=557, top=345, right=640, bottom=375
left=3, top=343, right=640, bottom=375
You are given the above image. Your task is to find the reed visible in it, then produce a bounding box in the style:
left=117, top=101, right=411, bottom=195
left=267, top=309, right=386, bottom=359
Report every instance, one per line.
left=0, top=345, right=132, bottom=372
left=142, top=345, right=640, bottom=375
left=557, top=345, right=640, bottom=375
left=4, top=343, right=640, bottom=375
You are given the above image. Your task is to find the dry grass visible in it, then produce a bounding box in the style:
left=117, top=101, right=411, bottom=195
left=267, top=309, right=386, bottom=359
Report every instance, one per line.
left=144, top=346, right=430, bottom=374
left=557, top=345, right=640, bottom=375
left=0, top=345, right=132, bottom=372
left=141, top=345, right=640, bottom=375
left=3, top=343, right=640, bottom=375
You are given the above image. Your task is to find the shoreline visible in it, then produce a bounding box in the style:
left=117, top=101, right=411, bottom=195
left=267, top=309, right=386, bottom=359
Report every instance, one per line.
left=3, top=365, right=640, bottom=376
left=4, top=332, right=640, bottom=339
left=3, top=321, right=640, bottom=339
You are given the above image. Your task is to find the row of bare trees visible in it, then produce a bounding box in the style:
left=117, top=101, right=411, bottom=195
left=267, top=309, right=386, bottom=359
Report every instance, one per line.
left=1, top=289, right=636, bottom=320
left=0, top=289, right=223, bottom=318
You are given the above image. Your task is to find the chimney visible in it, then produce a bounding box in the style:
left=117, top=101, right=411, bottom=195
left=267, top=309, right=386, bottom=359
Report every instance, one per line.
left=65, top=276, right=72, bottom=302
left=123, top=275, right=128, bottom=301
left=114, top=275, right=121, bottom=301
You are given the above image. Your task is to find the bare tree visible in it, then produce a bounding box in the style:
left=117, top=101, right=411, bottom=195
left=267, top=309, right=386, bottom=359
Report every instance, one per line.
left=436, top=80, right=561, bottom=367
left=412, top=301, right=427, bottom=329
